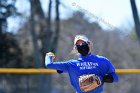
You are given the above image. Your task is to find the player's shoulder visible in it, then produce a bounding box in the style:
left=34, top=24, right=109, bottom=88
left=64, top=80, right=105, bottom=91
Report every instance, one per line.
left=67, top=58, right=80, bottom=63
left=95, top=55, right=110, bottom=62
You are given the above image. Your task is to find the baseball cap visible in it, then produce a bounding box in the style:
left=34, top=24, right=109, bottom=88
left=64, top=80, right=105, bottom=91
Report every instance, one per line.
left=74, top=35, right=89, bottom=45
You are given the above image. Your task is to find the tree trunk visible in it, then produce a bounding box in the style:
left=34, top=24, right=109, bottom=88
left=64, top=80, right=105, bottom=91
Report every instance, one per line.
left=130, top=0, right=140, bottom=42
left=30, top=13, right=41, bottom=68
left=43, top=0, right=53, bottom=54
left=29, top=0, right=45, bottom=19
left=29, top=0, right=43, bottom=93
left=42, top=0, right=53, bottom=93
left=29, top=0, right=42, bottom=68
left=51, top=0, right=60, bottom=53
left=0, top=19, right=2, bottom=34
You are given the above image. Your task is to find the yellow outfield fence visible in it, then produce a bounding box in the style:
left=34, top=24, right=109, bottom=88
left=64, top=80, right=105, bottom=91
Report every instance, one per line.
left=0, top=68, right=139, bottom=74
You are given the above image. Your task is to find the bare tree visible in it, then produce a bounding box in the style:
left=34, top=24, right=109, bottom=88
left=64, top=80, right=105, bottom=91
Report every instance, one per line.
left=29, top=0, right=61, bottom=92
left=43, top=0, right=60, bottom=53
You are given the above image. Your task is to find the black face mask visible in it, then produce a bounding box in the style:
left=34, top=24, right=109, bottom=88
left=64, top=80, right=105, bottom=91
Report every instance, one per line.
left=76, top=42, right=89, bottom=56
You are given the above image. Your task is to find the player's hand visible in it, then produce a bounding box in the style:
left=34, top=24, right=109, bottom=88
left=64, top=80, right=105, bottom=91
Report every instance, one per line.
left=46, top=52, right=56, bottom=62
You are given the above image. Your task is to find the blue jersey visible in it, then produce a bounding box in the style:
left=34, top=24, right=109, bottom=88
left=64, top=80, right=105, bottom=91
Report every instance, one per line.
left=45, top=53, right=118, bottom=93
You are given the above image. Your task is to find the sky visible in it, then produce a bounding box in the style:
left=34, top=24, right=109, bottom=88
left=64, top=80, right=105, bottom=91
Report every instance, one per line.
left=7, top=0, right=140, bottom=32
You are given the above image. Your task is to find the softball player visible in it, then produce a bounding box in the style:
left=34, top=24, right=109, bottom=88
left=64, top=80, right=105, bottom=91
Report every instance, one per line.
left=45, top=35, right=118, bottom=93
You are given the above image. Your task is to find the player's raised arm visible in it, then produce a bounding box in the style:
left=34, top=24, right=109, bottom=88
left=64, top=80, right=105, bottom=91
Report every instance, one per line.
left=45, top=52, right=69, bottom=72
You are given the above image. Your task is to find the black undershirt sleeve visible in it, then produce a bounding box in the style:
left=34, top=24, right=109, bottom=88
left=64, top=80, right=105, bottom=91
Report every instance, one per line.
left=103, top=74, right=114, bottom=83
left=57, top=70, right=63, bottom=74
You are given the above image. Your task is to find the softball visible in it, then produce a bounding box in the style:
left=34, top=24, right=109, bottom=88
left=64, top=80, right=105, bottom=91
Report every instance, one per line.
left=47, top=52, right=55, bottom=56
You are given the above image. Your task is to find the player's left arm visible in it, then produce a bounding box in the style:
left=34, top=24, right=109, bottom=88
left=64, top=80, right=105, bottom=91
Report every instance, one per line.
left=103, top=58, right=119, bottom=83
